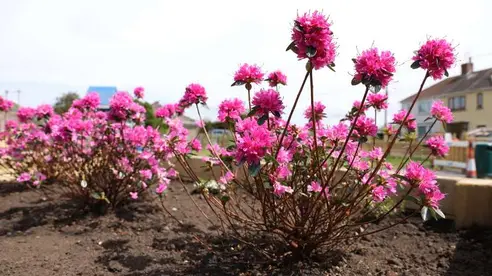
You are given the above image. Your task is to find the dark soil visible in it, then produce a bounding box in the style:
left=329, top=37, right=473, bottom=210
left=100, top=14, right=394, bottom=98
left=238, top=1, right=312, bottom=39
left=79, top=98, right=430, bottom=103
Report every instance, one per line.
left=1, top=182, right=491, bottom=276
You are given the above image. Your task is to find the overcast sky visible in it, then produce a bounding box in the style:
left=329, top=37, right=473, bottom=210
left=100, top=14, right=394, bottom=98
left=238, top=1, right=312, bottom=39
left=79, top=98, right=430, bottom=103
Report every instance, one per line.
left=1, top=0, right=491, bottom=124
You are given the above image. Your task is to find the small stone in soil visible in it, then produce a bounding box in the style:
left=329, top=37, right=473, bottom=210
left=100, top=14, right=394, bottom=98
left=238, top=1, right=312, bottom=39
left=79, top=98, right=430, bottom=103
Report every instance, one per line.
left=387, top=258, right=402, bottom=267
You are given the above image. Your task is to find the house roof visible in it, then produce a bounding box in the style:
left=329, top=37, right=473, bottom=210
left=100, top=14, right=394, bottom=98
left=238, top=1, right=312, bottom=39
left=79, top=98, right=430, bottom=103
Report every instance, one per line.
left=86, top=86, right=118, bottom=106
left=400, top=68, right=492, bottom=103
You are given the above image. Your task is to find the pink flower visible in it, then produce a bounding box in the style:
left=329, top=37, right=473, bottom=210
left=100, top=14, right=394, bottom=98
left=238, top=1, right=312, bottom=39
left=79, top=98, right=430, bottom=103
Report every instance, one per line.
left=353, top=48, right=396, bottom=88
left=232, top=63, right=264, bottom=86
left=412, top=39, right=455, bottom=80
left=190, top=138, right=202, bottom=152
left=109, top=92, right=139, bottom=121
left=430, top=100, right=453, bottom=123
left=426, top=136, right=449, bottom=157
left=368, top=147, right=383, bottom=160
left=5, top=120, right=17, bottom=130
left=265, top=70, right=287, bottom=87
left=384, top=124, right=397, bottom=136
left=307, top=181, right=322, bottom=192
left=179, top=83, right=208, bottom=108
left=129, top=192, right=138, bottom=200
left=72, top=92, right=100, bottom=110
left=367, top=93, right=388, bottom=110
left=155, top=182, right=168, bottom=194
left=140, top=169, right=153, bottom=180
left=17, top=107, right=36, bottom=123
left=134, top=86, right=144, bottom=99
left=426, top=189, right=445, bottom=209
left=372, top=185, right=387, bottom=202
left=326, top=123, right=348, bottom=141
left=0, top=96, right=14, bottom=112
left=36, top=104, right=54, bottom=119
left=218, top=98, right=246, bottom=122
left=219, top=171, right=235, bottom=184
left=290, top=11, right=336, bottom=70
left=352, top=100, right=368, bottom=113
left=252, top=89, right=284, bottom=118
left=392, top=109, right=416, bottom=131
left=405, top=161, right=434, bottom=186
left=276, top=147, right=292, bottom=164
left=273, top=182, right=293, bottom=196
left=235, top=118, right=275, bottom=165
left=156, top=104, right=178, bottom=119
left=304, top=101, right=326, bottom=122
left=353, top=115, right=377, bottom=137
left=17, top=172, right=31, bottom=182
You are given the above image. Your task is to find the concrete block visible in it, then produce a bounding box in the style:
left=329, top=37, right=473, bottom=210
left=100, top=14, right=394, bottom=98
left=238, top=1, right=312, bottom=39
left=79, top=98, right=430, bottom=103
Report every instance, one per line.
left=454, top=178, right=492, bottom=229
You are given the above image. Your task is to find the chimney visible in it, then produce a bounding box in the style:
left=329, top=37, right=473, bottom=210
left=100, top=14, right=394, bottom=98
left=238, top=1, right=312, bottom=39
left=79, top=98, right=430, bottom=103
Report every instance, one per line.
left=461, top=57, right=473, bottom=75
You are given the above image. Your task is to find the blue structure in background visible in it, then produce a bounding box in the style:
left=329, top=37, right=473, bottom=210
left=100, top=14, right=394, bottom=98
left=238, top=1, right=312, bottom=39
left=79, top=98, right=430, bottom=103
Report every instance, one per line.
left=86, top=86, right=118, bottom=110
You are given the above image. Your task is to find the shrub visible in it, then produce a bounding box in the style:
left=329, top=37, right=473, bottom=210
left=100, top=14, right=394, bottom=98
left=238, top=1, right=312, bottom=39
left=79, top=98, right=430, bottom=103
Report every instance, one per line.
left=161, top=11, right=454, bottom=258
left=0, top=91, right=175, bottom=211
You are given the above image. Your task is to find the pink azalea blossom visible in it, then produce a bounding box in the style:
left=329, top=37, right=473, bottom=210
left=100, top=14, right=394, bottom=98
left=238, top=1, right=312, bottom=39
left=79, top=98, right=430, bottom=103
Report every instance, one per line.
left=0, top=96, right=14, bottom=112
left=304, top=101, right=326, bottom=122
left=179, top=83, right=208, bottom=108
left=276, top=147, right=292, bottom=164
left=266, top=70, right=287, bottom=87
left=235, top=118, right=275, bottom=165
left=155, top=182, right=168, bottom=194
left=109, top=92, right=145, bottom=121
left=430, top=100, right=453, bottom=123
left=353, top=48, right=396, bottom=88
left=252, top=89, right=284, bottom=118
left=17, top=107, right=36, bottom=123
left=393, top=109, right=417, bottom=131
left=233, top=63, right=264, bottom=86
left=190, top=139, right=202, bottom=152
left=129, top=192, right=138, bottom=200
left=426, top=136, right=449, bottom=157
left=367, top=93, right=389, bottom=110
left=5, top=120, right=18, bottom=130
left=352, top=100, right=368, bottom=113
left=368, top=147, right=383, bottom=160
left=219, top=171, right=235, bottom=184
left=291, top=11, right=336, bottom=70
left=353, top=115, right=378, bottom=137
left=72, top=92, right=100, bottom=110
left=273, top=182, right=293, bottom=196
left=412, top=39, right=455, bottom=80
left=218, top=98, right=246, bottom=122
left=156, top=104, right=178, bottom=119
left=17, top=172, right=31, bottom=182
left=384, top=124, right=397, bottom=136
left=36, top=104, right=54, bottom=119
left=140, top=169, right=153, bottom=180
left=134, top=86, right=145, bottom=99
left=308, top=181, right=322, bottom=192
left=372, top=185, right=387, bottom=202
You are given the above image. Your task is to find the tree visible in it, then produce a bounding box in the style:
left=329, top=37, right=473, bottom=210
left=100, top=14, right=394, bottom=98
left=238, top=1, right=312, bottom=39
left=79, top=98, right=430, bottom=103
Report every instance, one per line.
left=135, top=100, right=168, bottom=133
left=53, top=92, right=80, bottom=114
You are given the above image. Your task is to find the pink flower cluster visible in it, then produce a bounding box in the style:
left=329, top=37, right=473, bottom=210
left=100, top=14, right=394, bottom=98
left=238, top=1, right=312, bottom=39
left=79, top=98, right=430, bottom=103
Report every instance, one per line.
left=179, top=83, right=208, bottom=108
left=426, top=136, right=449, bottom=157
left=265, top=70, right=287, bottom=87
left=367, top=93, right=389, bottom=110
left=413, top=39, right=455, bottom=80
left=218, top=98, right=245, bottom=122
left=156, top=103, right=179, bottom=119
left=233, top=64, right=264, bottom=86
left=304, top=101, right=326, bottom=123
left=393, top=109, right=417, bottom=132
left=134, top=86, right=145, bottom=99
left=430, top=100, right=453, bottom=123
left=235, top=118, right=275, bottom=165
left=72, top=92, right=100, bottom=110
left=0, top=96, right=14, bottom=112
left=291, top=11, right=336, bottom=70
left=252, top=89, right=284, bottom=118
left=108, top=91, right=145, bottom=122
left=405, top=161, right=445, bottom=208
left=353, top=48, right=396, bottom=88
left=353, top=115, right=377, bottom=138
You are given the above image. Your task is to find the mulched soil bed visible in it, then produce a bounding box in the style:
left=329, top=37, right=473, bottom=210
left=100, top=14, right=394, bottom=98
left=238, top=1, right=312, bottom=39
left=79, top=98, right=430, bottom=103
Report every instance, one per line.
left=1, top=182, right=491, bottom=276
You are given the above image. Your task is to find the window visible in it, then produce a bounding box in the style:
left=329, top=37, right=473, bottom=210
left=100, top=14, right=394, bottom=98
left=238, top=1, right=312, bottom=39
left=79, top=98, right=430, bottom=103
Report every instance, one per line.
left=477, top=93, right=483, bottom=109
left=448, top=96, right=466, bottom=111
left=477, top=125, right=486, bottom=129
left=418, top=101, right=431, bottom=114
left=417, top=125, right=427, bottom=138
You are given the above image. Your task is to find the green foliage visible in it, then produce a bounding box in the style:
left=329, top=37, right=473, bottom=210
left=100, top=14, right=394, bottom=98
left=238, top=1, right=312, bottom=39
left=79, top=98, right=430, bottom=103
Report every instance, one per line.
left=54, top=92, right=80, bottom=114
left=135, top=100, right=168, bottom=133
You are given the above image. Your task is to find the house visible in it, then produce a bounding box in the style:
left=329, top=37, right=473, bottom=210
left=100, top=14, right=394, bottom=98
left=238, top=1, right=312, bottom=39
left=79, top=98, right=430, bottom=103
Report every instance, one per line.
left=86, top=86, right=118, bottom=110
left=400, top=60, right=492, bottom=139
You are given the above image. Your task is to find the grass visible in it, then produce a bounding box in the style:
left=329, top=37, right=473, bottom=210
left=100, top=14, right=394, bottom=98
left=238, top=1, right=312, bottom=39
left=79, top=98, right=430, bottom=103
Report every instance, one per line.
left=386, top=155, right=432, bottom=169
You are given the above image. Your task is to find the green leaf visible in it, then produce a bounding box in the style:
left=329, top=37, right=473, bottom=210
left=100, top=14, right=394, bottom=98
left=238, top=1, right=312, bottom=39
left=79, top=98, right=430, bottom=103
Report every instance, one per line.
left=294, top=20, right=304, bottom=32
left=306, top=46, right=317, bottom=58
left=272, top=111, right=281, bottom=118
left=247, top=106, right=259, bottom=117
left=351, top=77, right=361, bottom=86
left=231, top=80, right=246, bottom=87
left=424, top=116, right=433, bottom=122
left=257, top=115, right=268, bottom=125
left=444, top=69, right=449, bottom=77
left=286, top=41, right=296, bottom=52
left=248, top=162, right=261, bottom=176
left=220, top=195, right=230, bottom=206
left=433, top=208, right=446, bottom=219
left=373, top=85, right=382, bottom=93
left=91, top=192, right=102, bottom=200
left=392, top=174, right=410, bottom=183
left=411, top=60, right=421, bottom=69
left=352, top=58, right=357, bottom=63
left=327, top=64, right=336, bottom=72
left=421, top=206, right=431, bottom=221
left=404, top=195, right=420, bottom=205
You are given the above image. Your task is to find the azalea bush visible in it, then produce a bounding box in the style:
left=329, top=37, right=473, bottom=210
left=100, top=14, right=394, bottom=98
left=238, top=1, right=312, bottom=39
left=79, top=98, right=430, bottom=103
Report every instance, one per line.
left=0, top=88, right=176, bottom=210
left=161, top=11, right=455, bottom=258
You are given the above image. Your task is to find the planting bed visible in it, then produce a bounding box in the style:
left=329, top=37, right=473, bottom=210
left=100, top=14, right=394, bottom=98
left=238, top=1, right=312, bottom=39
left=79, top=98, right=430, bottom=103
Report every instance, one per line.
left=0, top=182, right=491, bottom=276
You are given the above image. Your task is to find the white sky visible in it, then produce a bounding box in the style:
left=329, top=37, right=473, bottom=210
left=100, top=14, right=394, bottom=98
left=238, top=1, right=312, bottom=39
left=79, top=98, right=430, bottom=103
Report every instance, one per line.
left=1, top=0, right=491, bottom=124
